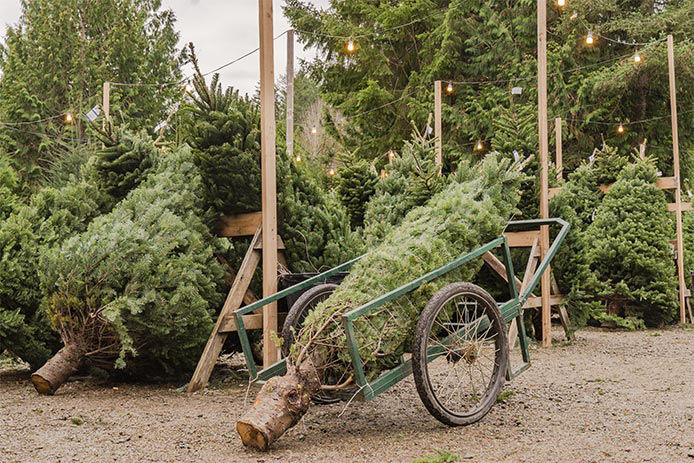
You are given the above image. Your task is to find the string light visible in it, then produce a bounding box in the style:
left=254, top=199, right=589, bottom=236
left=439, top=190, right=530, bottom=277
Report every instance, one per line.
left=328, top=166, right=336, bottom=176
left=345, top=38, right=357, bottom=54
left=311, top=127, right=318, bottom=134
left=617, top=123, right=625, bottom=134
left=295, top=153, right=302, bottom=163
left=634, top=50, right=641, bottom=63
left=557, top=0, right=566, bottom=8
left=475, top=140, right=484, bottom=152
left=64, top=113, right=73, bottom=124
left=586, top=31, right=594, bottom=45
left=381, top=169, right=389, bottom=178
left=446, top=82, right=454, bottom=94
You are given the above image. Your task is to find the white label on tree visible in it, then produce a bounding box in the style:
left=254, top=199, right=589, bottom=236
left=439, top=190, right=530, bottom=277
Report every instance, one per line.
left=85, top=105, right=101, bottom=122
left=154, top=120, right=168, bottom=132
left=511, top=87, right=523, bottom=95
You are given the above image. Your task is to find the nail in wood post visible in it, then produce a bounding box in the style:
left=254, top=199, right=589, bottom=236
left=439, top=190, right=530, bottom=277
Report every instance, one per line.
left=555, top=117, right=562, bottom=181
left=434, top=80, right=442, bottom=175
left=286, top=30, right=295, bottom=161
left=259, top=0, right=279, bottom=365
left=668, top=35, right=687, bottom=324
left=537, top=0, right=551, bottom=347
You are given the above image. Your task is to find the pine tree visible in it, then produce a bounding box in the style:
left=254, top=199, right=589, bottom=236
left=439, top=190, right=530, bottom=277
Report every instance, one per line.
left=336, top=159, right=378, bottom=228
left=33, top=146, right=227, bottom=394
left=583, top=158, right=678, bottom=327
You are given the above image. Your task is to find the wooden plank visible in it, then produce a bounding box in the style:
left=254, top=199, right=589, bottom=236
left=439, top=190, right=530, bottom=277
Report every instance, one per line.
left=508, top=236, right=540, bottom=348
left=503, top=230, right=541, bottom=248
left=550, top=272, right=571, bottom=339
left=599, top=184, right=611, bottom=194
left=524, top=295, right=565, bottom=308
left=188, top=226, right=262, bottom=392
left=548, top=187, right=562, bottom=200
left=537, top=0, right=551, bottom=347
left=482, top=252, right=524, bottom=290
left=434, top=80, right=442, bottom=175
left=254, top=234, right=286, bottom=250
left=667, top=202, right=693, bottom=212
left=102, top=81, right=110, bottom=130
left=259, top=0, right=279, bottom=366
left=668, top=34, right=687, bottom=324
left=656, top=176, right=677, bottom=190
left=217, top=212, right=263, bottom=237
left=286, top=30, right=295, bottom=161
left=555, top=117, right=563, bottom=181
left=219, top=313, right=264, bottom=333
left=217, top=254, right=258, bottom=306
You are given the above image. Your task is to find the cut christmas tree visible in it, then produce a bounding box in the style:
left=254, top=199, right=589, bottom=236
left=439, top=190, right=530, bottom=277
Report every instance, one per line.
left=236, top=154, right=525, bottom=449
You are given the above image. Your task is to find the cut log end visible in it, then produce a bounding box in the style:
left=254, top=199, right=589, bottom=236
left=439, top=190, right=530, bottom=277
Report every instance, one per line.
left=236, top=421, right=270, bottom=451
left=31, top=343, right=84, bottom=395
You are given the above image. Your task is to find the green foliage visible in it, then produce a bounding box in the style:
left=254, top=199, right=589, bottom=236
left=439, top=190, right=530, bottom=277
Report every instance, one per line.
left=0, top=179, right=107, bottom=368
left=583, top=159, right=678, bottom=327
left=0, top=0, right=185, bottom=187
left=40, top=147, right=226, bottom=377
left=87, top=128, right=158, bottom=205
left=0, top=154, right=20, bottom=219
left=292, top=154, right=524, bottom=380
left=411, top=450, right=460, bottom=463
left=335, top=159, right=378, bottom=228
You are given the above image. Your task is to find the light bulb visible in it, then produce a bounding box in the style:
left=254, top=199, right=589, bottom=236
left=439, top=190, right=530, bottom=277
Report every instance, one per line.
left=381, top=169, right=389, bottom=178
left=311, top=127, right=318, bottom=134
left=634, top=50, right=641, bottom=63
left=295, top=154, right=302, bottom=163
left=617, top=123, right=625, bottom=134
left=586, top=31, right=594, bottom=45
left=65, top=113, right=73, bottom=123
left=557, top=0, right=566, bottom=7
left=328, top=167, right=336, bottom=176
left=345, top=39, right=356, bottom=54
left=446, top=82, right=454, bottom=94
left=475, top=141, right=484, bottom=151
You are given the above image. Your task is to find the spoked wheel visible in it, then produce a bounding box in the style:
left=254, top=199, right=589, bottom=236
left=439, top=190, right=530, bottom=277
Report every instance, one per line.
left=412, top=282, right=508, bottom=426
left=281, top=283, right=343, bottom=404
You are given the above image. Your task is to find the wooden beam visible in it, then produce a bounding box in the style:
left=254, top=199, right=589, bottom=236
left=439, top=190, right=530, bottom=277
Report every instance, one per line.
left=668, top=202, right=693, bottom=212
left=548, top=187, right=562, bottom=200
left=259, top=0, right=279, bottom=365
left=537, top=0, right=551, bottom=347
left=524, top=295, right=564, bottom=309
left=102, top=81, right=110, bottom=130
left=219, top=314, right=264, bottom=333
left=656, top=176, right=677, bottom=190
left=503, top=230, right=541, bottom=248
left=555, top=117, right=562, bottom=181
left=188, top=226, right=262, bottom=392
left=508, top=236, right=540, bottom=348
left=668, top=34, right=687, bottom=324
left=286, top=30, right=295, bottom=161
left=434, top=80, right=442, bottom=175
left=639, top=141, right=647, bottom=160
left=599, top=184, right=611, bottom=194
left=482, top=252, right=524, bottom=290
left=216, top=212, right=263, bottom=237
left=254, top=234, right=287, bottom=250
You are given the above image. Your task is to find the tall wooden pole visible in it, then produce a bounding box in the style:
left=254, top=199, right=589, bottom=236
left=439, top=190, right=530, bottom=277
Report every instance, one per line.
left=434, top=80, right=442, bottom=175
left=537, top=0, right=551, bottom=347
left=667, top=35, right=686, bottom=324
left=555, top=117, right=563, bottom=181
left=102, top=81, right=110, bottom=130
left=259, top=0, right=279, bottom=366
left=286, top=30, right=295, bottom=161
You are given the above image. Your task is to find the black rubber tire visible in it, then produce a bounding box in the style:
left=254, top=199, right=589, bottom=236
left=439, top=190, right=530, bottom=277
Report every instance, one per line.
left=281, top=283, right=338, bottom=358
left=281, top=283, right=341, bottom=405
left=412, top=282, right=508, bottom=426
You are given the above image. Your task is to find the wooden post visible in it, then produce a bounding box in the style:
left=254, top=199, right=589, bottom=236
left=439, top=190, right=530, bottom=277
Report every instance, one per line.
left=555, top=117, right=562, bottom=181
left=537, top=0, right=552, bottom=347
left=286, top=30, right=295, bottom=161
left=434, top=80, right=442, bottom=175
left=259, top=0, right=279, bottom=366
left=102, top=81, right=110, bottom=130
left=667, top=35, right=687, bottom=324
left=639, top=140, right=646, bottom=160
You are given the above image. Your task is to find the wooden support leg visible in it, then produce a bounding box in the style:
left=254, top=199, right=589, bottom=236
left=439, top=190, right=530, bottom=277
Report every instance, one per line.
left=188, top=227, right=263, bottom=392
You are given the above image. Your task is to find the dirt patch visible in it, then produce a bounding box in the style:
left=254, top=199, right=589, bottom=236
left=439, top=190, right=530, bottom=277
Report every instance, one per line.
left=1, top=328, right=693, bottom=463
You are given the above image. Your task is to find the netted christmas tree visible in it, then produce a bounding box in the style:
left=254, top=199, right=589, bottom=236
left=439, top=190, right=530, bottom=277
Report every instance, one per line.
left=237, top=153, right=525, bottom=449
left=335, top=158, right=378, bottom=228
left=0, top=178, right=107, bottom=369
left=583, top=158, right=678, bottom=328
left=32, top=146, right=227, bottom=394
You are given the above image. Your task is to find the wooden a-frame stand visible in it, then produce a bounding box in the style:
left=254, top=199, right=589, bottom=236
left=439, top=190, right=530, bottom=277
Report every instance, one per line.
left=188, top=212, right=286, bottom=393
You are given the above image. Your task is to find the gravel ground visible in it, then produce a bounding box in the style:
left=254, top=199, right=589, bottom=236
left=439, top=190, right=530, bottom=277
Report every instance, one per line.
left=1, top=327, right=693, bottom=463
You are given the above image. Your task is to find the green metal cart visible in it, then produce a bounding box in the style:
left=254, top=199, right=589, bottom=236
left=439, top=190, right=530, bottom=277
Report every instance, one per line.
left=234, top=218, right=569, bottom=426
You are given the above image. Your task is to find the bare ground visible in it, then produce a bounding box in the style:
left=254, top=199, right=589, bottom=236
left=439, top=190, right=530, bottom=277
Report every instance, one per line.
left=1, top=327, right=693, bottom=463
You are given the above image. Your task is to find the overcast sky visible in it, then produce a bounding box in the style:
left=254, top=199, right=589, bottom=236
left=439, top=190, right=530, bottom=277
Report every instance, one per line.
left=0, top=0, right=331, bottom=96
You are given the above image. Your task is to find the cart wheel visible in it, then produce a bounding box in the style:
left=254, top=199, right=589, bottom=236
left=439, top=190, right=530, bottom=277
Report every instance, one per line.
left=281, top=283, right=341, bottom=405
left=412, top=282, right=508, bottom=426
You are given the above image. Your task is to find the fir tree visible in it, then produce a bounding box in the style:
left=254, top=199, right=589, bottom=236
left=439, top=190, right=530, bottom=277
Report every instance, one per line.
left=335, top=159, right=378, bottom=228
left=583, top=158, right=678, bottom=327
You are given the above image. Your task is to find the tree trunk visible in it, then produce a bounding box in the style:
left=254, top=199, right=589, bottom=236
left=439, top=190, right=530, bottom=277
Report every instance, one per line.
left=31, top=343, right=84, bottom=395
left=236, top=360, right=321, bottom=450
